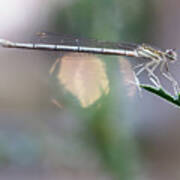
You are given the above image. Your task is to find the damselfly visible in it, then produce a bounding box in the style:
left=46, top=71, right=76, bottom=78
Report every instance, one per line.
left=0, top=33, right=178, bottom=94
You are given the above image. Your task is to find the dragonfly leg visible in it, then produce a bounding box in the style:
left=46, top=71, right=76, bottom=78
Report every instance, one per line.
left=160, top=61, right=179, bottom=95
left=136, top=60, right=161, bottom=87
left=125, top=71, right=142, bottom=97
left=135, top=66, right=146, bottom=76
left=147, top=61, right=161, bottom=87
left=149, top=77, right=161, bottom=87
left=136, top=60, right=155, bottom=76
left=133, top=63, right=144, bottom=70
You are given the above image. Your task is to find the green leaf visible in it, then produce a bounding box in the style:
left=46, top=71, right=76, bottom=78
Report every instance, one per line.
left=140, top=84, right=180, bottom=108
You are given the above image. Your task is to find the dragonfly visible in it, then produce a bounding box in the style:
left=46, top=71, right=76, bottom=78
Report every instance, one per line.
left=0, top=33, right=178, bottom=94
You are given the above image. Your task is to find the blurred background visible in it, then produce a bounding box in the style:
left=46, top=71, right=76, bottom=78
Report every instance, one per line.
left=0, top=0, right=180, bottom=179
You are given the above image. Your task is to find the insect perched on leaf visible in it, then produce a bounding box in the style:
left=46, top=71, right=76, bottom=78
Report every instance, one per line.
left=0, top=33, right=179, bottom=97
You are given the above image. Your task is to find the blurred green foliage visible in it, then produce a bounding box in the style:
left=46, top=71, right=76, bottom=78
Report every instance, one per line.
left=51, top=0, right=154, bottom=42
left=0, top=0, right=156, bottom=179
left=48, top=0, right=155, bottom=179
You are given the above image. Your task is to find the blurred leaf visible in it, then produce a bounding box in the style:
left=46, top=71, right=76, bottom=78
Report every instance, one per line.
left=84, top=82, right=140, bottom=180
left=52, top=53, right=109, bottom=108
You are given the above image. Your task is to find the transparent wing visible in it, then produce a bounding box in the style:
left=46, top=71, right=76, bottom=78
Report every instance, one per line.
left=35, top=32, right=138, bottom=51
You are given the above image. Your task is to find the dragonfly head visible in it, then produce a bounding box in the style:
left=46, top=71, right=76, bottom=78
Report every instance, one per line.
left=165, top=49, right=178, bottom=62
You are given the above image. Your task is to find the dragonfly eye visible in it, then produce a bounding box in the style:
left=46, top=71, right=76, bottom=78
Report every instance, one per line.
left=165, top=49, right=178, bottom=61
